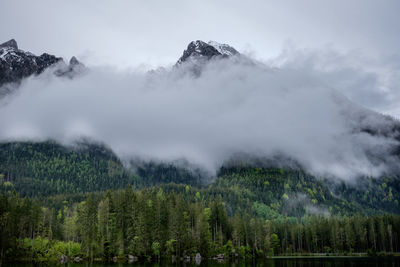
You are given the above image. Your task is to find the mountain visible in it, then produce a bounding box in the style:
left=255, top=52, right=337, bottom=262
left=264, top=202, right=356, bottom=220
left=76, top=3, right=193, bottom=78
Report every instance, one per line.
left=0, top=39, right=399, bottom=218
left=0, top=39, right=84, bottom=89
left=176, top=40, right=239, bottom=65
left=0, top=39, right=62, bottom=86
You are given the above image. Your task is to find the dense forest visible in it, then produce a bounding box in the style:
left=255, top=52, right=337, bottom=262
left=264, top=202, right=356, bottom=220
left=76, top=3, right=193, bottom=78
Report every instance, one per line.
left=0, top=141, right=400, bottom=263
left=0, top=141, right=205, bottom=197
left=1, top=141, right=399, bottom=216
left=1, top=188, right=399, bottom=262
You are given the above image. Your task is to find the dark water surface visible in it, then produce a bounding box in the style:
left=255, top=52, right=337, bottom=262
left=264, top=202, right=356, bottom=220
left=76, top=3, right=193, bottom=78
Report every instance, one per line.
left=2, top=258, right=400, bottom=267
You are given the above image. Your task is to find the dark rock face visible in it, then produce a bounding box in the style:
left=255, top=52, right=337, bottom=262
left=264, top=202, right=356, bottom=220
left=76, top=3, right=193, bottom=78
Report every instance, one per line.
left=0, top=39, right=62, bottom=86
left=176, top=40, right=239, bottom=65
left=0, top=39, right=84, bottom=88
left=0, top=39, right=18, bottom=49
left=0, top=39, right=63, bottom=86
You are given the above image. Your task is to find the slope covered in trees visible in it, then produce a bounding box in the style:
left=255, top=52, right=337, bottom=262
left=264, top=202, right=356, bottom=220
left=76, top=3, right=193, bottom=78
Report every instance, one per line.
left=0, top=141, right=399, bottom=217
left=215, top=166, right=400, bottom=217
left=0, top=141, right=203, bottom=197
left=0, top=141, right=138, bottom=196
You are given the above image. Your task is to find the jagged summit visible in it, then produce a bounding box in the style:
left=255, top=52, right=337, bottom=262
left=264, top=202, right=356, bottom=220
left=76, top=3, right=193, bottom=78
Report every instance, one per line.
left=0, top=39, right=84, bottom=88
left=0, top=39, right=62, bottom=86
left=177, top=40, right=239, bottom=64
left=0, top=39, right=18, bottom=49
left=69, top=56, right=80, bottom=66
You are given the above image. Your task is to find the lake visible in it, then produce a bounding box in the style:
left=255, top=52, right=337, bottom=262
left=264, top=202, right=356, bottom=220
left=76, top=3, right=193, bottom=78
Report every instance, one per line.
left=2, top=258, right=400, bottom=267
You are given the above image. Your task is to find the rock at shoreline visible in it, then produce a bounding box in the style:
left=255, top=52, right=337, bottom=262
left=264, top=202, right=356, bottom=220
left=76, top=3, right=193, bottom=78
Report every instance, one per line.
left=60, top=254, right=69, bottom=264
left=74, top=256, right=83, bottom=262
left=195, top=253, right=202, bottom=265
left=128, top=254, right=138, bottom=263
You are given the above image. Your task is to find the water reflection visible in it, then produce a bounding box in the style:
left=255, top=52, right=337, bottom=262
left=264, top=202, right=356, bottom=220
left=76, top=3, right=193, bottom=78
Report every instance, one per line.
left=1, top=258, right=399, bottom=267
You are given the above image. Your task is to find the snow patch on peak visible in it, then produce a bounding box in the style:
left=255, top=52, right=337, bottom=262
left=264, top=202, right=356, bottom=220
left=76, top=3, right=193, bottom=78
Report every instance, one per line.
left=207, top=41, right=239, bottom=56
left=0, top=47, right=20, bottom=61
left=0, top=47, right=11, bottom=60
left=190, top=40, right=208, bottom=52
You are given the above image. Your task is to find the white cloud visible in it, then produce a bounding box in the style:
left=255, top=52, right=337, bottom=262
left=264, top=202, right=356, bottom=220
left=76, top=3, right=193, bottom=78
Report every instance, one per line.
left=1, top=52, right=399, bottom=180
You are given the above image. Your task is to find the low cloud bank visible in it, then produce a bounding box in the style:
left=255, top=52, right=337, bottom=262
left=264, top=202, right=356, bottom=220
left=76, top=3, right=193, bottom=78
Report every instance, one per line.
left=1, top=48, right=400, bottom=180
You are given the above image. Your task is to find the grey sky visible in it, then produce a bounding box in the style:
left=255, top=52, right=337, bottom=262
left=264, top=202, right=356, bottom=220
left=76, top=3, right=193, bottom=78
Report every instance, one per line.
left=1, top=0, right=399, bottom=68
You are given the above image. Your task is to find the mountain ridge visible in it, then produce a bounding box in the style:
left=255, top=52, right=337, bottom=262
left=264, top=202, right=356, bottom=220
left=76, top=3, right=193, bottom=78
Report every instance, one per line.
left=176, top=40, right=239, bottom=65
left=0, top=39, right=84, bottom=88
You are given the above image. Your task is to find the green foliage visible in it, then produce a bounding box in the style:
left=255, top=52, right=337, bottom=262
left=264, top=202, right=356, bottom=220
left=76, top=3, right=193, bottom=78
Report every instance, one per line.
left=0, top=141, right=208, bottom=198
left=215, top=166, right=400, bottom=217
left=270, top=233, right=280, bottom=255
left=1, top=189, right=400, bottom=262
left=1, top=141, right=399, bottom=218
left=151, top=241, right=161, bottom=259
left=0, top=141, right=139, bottom=197
left=0, top=141, right=400, bottom=262
left=16, top=237, right=81, bottom=262
left=3, top=181, right=13, bottom=187
left=165, top=239, right=176, bottom=256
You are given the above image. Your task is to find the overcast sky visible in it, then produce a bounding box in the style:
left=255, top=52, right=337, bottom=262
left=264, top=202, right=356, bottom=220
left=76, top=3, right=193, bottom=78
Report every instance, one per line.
left=1, top=0, right=399, bottom=68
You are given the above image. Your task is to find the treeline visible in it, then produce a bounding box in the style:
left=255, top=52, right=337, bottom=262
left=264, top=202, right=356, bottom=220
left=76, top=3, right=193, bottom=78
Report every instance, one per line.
left=0, top=141, right=204, bottom=197
left=1, top=187, right=399, bottom=262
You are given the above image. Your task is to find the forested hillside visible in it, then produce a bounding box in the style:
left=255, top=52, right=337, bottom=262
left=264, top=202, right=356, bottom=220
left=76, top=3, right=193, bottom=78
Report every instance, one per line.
left=215, top=167, right=400, bottom=217
left=0, top=141, right=399, bottom=217
left=0, top=141, right=137, bottom=196
left=0, top=141, right=203, bottom=197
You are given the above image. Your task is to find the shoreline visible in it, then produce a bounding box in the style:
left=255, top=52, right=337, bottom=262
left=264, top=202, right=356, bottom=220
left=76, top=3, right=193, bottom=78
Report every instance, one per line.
left=2, top=253, right=400, bottom=264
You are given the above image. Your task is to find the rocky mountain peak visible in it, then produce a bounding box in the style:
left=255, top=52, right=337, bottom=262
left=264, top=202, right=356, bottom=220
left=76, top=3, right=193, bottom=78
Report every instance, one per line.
left=0, top=39, right=84, bottom=89
left=177, top=40, right=239, bottom=65
left=0, top=39, right=18, bottom=49
left=0, top=39, right=62, bottom=87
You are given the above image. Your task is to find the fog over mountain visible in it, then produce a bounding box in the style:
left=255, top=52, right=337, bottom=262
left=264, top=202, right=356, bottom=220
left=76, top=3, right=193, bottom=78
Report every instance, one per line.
left=1, top=40, right=400, bottom=181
